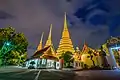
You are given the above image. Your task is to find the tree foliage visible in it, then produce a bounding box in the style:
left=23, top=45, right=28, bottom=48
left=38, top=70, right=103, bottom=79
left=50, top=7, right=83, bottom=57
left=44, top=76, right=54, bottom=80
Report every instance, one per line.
left=63, top=51, right=72, bottom=63
left=0, top=26, right=28, bottom=66
left=61, top=51, right=73, bottom=67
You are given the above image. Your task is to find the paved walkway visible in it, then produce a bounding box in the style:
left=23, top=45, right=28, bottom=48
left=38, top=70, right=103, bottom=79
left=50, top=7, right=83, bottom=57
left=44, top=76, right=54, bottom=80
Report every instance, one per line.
left=0, top=66, right=27, bottom=73
left=0, top=66, right=82, bottom=73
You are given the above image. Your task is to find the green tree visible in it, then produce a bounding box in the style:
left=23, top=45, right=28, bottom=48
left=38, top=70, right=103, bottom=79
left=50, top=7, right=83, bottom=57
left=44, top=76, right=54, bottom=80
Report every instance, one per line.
left=0, top=26, right=28, bottom=66
left=62, top=51, right=73, bottom=67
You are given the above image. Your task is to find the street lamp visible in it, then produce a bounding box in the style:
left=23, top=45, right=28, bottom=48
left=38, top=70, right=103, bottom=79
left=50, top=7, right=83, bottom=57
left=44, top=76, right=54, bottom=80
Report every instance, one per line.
left=6, top=42, right=10, bottom=46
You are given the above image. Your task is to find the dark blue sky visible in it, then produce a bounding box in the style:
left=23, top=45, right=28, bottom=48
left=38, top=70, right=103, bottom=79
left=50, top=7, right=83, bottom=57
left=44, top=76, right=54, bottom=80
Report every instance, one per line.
left=73, top=0, right=120, bottom=36
left=0, top=0, right=120, bottom=57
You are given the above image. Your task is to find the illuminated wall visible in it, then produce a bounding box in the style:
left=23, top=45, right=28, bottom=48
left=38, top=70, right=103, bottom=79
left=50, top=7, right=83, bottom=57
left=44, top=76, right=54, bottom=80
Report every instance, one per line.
left=25, top=58, right=60, bottom=69
left=81, top=54, right=98, bottom=67
left=46, top=59, right=55, bottom=68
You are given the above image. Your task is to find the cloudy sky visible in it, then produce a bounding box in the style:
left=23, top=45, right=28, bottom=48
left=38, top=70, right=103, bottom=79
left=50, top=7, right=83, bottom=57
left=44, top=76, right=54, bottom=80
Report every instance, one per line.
left=0, top=0, right=120, bottom=57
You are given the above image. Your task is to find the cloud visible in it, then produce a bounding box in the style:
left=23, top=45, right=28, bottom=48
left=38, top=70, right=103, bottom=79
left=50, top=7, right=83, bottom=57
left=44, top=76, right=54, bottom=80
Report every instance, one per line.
left=0, top=0, right=66, bottom=57
left=74, top=0, right=110, bottom=24
left=73, top=0, right=120, bottom=37
left=86, top=26, right=109, bottom=48
left=66, top=0, right=72, bottom=2
left=0, top=0, right=119, bottom=57
left=0, top=11, right=14, bottom=19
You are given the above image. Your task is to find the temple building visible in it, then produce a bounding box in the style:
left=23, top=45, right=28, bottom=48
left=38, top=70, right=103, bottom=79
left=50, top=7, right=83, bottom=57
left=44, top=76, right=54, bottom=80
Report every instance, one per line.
left=56, top=13, right=75, bottom=58
left=25, top=12, right=114, bottom=69
left=25, top=24, right=59, bottom=69
left=80, top=42, right=98, bottom=68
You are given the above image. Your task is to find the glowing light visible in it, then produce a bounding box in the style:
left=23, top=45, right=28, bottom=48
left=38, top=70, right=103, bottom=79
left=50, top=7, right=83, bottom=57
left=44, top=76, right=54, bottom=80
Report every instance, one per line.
left=6, top=42, right=11, bottom=46
left=111, top=46, right=120, bottom=50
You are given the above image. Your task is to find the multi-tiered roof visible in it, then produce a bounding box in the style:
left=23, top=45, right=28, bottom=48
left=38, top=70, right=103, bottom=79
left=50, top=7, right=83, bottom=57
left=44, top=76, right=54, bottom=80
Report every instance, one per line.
left=56, top=13, right=75, bottom=55
left=33, top=24, right=56, bottom=60
left=33, top=13, right=97, bottom=61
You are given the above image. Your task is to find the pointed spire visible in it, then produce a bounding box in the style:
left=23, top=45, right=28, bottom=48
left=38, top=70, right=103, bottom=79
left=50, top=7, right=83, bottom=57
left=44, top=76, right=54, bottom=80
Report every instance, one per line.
left=48, top=24, right=52, bottom=40
left=57, top=12, right=75, bottom=54
left=37, top=32, right=44, bottom=51
left=64, top=12, right=68, bottom=30
left=82, top=40, right=88, bottom=52
left=82, top=40, right=94, bottom=53
left=62, top=12, right=70, bottom=38
left=40, top=32, right=44, bottom=43
left=44, top=24, right=53, bottom=48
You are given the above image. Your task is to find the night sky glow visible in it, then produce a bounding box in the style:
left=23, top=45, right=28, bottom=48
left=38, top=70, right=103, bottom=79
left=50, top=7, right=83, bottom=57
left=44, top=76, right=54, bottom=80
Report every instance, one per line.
left=0, top=0, right=120, bottom=57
